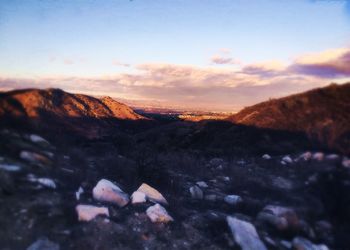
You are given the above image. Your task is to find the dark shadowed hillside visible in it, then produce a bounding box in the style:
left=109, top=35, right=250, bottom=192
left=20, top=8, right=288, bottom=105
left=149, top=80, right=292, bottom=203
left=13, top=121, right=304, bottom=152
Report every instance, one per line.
left=227, top=83, right=350, bottom=154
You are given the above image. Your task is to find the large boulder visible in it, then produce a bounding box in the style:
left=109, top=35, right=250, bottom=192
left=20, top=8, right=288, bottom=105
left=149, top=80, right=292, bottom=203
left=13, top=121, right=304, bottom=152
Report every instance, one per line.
left=92, top=179, right=129, bottom=207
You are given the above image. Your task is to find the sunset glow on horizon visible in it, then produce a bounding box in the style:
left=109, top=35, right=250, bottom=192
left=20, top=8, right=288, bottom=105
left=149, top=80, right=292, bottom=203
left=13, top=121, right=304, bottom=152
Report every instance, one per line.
left=1, top=0, right=350, bottom=111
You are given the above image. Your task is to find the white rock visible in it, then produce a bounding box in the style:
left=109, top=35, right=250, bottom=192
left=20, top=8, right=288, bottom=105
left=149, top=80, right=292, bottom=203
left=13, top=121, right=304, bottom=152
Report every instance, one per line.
left=342, top=158, right=350, bottom=168
left=282, top=156, right=293, bottom=164
left=312, top=152, right=324, bottom=161
left=136, top=183, right=168, bottom=205
left=29, top=134, right=50, bottom=145
left=76, top=204, right=109, bottom=222
left=146, top=204, right=173, bottom=223
left=325, top=154, right=339, bottom=160
left=224, top=195, right=242, bottom=205
left=222, top=176, right=230, bottom=182
left=226, top=216, right=267, bottom=250
left=264, top=205, right=295, bottom=217
left=262, top=154, right=271, bottom=160
left=92, top=179, right=129, bottom=207
left=75, top=187, right=84, bottom=201
left=299, top=151, right=312, bottom=161
left=131, top=191, right=147, bottom=204
left=37, top=178, right=56, bottom=189
left=196, top=181, right=208, bottom=188
left=280, top=240, right=292, bottom=249
left=0, top=163, right=21, bottom=172
left=292, top=237, right=329, bottom=250
left=190, top=185, right=203, bottom=199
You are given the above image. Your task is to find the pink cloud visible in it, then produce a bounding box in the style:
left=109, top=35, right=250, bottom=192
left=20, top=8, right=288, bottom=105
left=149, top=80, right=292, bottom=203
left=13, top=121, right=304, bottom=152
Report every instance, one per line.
left=289, top=48, right=350, bottom=78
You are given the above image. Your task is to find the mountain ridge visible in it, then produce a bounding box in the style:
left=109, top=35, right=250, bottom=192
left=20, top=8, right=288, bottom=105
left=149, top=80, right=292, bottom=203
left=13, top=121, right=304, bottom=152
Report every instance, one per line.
left=227, top=83, right=350, bottom=153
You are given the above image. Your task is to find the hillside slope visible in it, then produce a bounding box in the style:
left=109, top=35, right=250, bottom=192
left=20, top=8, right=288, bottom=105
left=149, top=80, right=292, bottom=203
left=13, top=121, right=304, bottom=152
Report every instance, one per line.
left=227, top=83, right=350, bottom=153
left=0, top=88, right=147, bottom=138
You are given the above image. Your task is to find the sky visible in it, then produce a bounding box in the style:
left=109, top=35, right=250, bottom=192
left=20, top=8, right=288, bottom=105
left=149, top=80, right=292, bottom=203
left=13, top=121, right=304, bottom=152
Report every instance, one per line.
left=0, top=0, right=350, bottom=111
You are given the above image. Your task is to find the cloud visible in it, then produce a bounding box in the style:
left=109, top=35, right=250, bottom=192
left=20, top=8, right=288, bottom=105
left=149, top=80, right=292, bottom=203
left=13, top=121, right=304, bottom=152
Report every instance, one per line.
left=289, top=48, right=350, bottom=78
left=0, top=61, right=330, bottom=111
left=211, top=55, right=239, bottom=65
left=210, top=49, right=240, bottom=65
left=112, top=60, right=130, bottom=67
left=1, top=47, right=348, bottom=111
left=241, top=61, right=287, bottom=78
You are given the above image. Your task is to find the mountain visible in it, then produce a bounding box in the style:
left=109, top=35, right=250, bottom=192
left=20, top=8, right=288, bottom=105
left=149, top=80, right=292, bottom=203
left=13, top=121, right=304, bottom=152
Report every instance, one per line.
left=0, top=88, right=147, bottom=138
left=227, top=83, right=350, bottom=153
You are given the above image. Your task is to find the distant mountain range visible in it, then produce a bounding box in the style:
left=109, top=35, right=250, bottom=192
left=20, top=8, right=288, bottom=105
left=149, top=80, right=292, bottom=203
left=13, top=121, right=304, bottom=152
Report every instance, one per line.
left=0, top=83, right=349, bottom=153
left=228, top=83, right=350, bottom=154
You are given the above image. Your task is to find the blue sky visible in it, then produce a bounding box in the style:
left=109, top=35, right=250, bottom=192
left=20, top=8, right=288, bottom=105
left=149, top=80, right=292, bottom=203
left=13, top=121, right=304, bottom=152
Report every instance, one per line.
left=0, top=0, right=350, bottom=111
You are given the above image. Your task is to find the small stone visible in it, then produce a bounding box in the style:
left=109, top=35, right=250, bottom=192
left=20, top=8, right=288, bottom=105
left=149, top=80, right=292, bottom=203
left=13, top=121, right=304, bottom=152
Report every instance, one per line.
left=76, top=204, right=109, bottom=222
left=0, top=163, right=21, bottom=172
left=92, top=179, right=129, bottom=207
left=131, top=191, right=147, bottom=204
left=262, top=154, right=271, bottom=160
left=258, top=205, right=299, bottom=231
left=223, top=176, right=230, bottom=182
left=299, top=152, right=312, bottom=161
left=190, top=185, right=203, bottom=199
left=257, top=212, right=288, bottom=231
left=342, top=157, right=350, bottom=168
left=226, top=216, right=267, bottom=250
left=224, top=195, right=242, bottom=205
left=263, top=236, right=277, bottom=247
left=146, top=204, right=173, bottom=223
left=29, top=134, right=50, bottom=145
left=282, top=156, right=293, bottom=164
left=292, top=237, right=329, bottom=250
left=325, top=154, right=339, bottom=160
left=37, top=178, right=56, bottom=189
left=27, top=238, right=59, bottom=250
left=196, top=181, right=209, bottom=188
left=280, top=240, right=292, bottom=249
left=136, top=183, right=168, bottom=205
left=20, top=151, right=50, bottom=165
left=312, top=152, right=324, bottom=161
left=75, top=187, right=84, bottom=200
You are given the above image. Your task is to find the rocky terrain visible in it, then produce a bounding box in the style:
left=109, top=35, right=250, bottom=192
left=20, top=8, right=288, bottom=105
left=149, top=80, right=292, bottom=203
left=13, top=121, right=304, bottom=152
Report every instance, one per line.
left=0, top=86, right=350, bottom=250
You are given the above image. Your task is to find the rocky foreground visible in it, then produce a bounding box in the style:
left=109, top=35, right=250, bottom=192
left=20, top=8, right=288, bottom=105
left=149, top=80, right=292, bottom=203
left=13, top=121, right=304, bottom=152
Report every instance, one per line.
left=1, top=128, right=350, bottom=250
